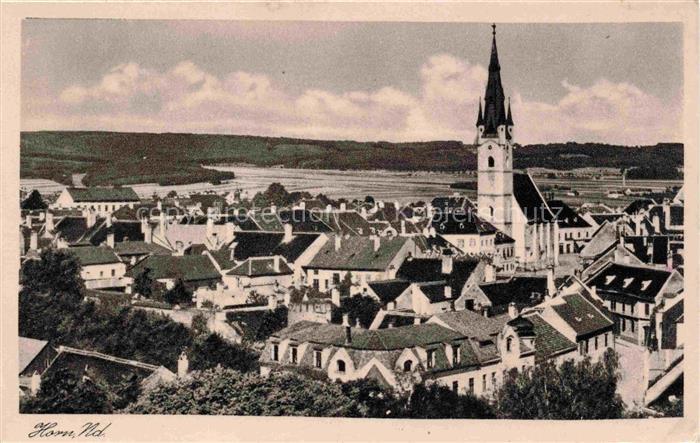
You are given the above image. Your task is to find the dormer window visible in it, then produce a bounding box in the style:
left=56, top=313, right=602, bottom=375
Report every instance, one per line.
left=623, top=278, right=634, bottom=288
left=271, top=344, right=279, bottom=361
left=452, top=345, right=461, bottom=365
left=506, top=337, right=513, bottom=352
left=290, top=346, right=298, bottom=364
left=488, top=156, right=495, bottom=168
left=403, top=360, right=413, bottom=372
left=641, top=280, right=651, bottom=291
left=426, top=350, right=436, bottom=369
left=605, top=276, right=616, bottom=285
left=314, top=350, right=322, bottom=369
left=337, top=360, right=346, bottom=373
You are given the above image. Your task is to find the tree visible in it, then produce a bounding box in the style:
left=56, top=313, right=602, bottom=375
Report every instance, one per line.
left=331, top=294, right=381, bottom=329
left=133, top=267, right=155, bottom=298
left=20, top=249, right=84, bottom=297
left=125, top=367, right=358, bottom=416
left=251, top=306, right=288, bottom=342
left=246, top=291, right=267, bottom=305
left=188, top=333, right=260, bottom=373
left=21, top=189, right=48, bottom=210
left=401, top=383, right=495, bottom=418
left=21, top=368, right=112, bottom=414
left=340, top=378, right=404, bottom=418
left=263, top=182, right=291, bottom=207
left=494, top=349, right=624, bottom=419
left=166, top=190, right=178, bottom=198
left=190, top=312, right=210, bottom=337
left=338, top=272, right=354, bottom=298
left=163, top=279, right=192, bottom=306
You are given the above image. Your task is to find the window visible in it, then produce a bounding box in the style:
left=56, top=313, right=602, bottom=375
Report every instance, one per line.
left=631, top=320, right=635, bottom=333
left=427, top=350, right=435, bottom=369
left=337, top=360, right=346, bottom=373
left=584, top=340, right=589, bottom=354
left=489, top=206, right=494, bottom=218
left=111, top=269, right=115, bottom=277
left=99, top=271, right=104, bottom=277
left=468, top=378, right=474, bottom=394
left=645, top=303, right=650, bottom=316
left=482, top=374, right=487, bottom=391
left=314, top=351, right=322, bottom=369
left=488, top=156, right=495, bottom=168
left=604, top=333, right=608, bottom=347
left=622, top=303, right=626, bottom=313
left=506, top=337, right=513, bottom=352
left=290, top=346, right=298, bottom=364
left=452, top=381, right=459, bottom=393
left=611, top=301, right=617, bottom=311
left=272, top=344, right=279, bottom=361
left=403, top=360, right=413, bottom=372
left=313, top=280, right=319, bottom=290
left=621, top=319, right=626, bottom=332
left=333, top=273, right=340, bottom=285
left=579, top=341, right=586, bottom=356
left=491, top=372, right=496, bottom=386
left=452, top=345, right=461, bottom=365
left=594, top=336, right=599, bottom=350
left=457, top=239, right=465, bottom=248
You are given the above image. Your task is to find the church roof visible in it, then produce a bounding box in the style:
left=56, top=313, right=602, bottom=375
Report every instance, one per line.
left=481, top=25, right=509, bottom=137
left=512, top=173, right=555, bottom=224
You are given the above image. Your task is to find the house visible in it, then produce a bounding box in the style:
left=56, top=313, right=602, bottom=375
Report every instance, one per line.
left=430, top=208, right=500, bottom=255
left=547, top=199, right=594, bottom=254
left=223, top=256, right=294, bottom=296
left=68, top=245, right=127, bottom=290
left=461, top=271, right=554, bottom=316
left=19, top=337, right=57, bottom=395
left=20, top=343, right=176, bottom=396
left=54, top=187, right=140, bottom=216
left=113, top=240, right=171, bottom=266
left=584, top=262, right=683, bottom=345
left=303, top=235, right=418, bottom=292
left=578, top=221, right=620, bottom=264
left=126, top=254, right=221, bottom=291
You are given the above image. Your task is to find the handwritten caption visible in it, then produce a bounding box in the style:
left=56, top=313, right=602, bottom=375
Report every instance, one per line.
left=29, top=422, right=111, bottom=439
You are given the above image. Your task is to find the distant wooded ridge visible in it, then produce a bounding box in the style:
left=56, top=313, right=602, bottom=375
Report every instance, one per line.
left=20, top=131, right=683, bottom=186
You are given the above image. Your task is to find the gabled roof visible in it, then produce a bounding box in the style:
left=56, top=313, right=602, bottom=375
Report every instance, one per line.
left=66, top=187, right=140, bottom=202
left=623, top=235, right=669, bottom=265
left=589, top=213, right=624, bottom=226
left=431, top=208, right=498, bottom=235
left=227, top=257, right=293, bottom=277
left=367, top=279, right=412, bottom=304
left=278, top=209, right=333, bottom=233
left=579, top=221, right=618, bottom=259
left=126, top=254, right=220, bottom=282
left=305, top=236, right=410, bottom=271
left=225, top=232, right=321, bottom=263
left=550, top=292, right=614, bottom=338
left=547, top=200, right=591, bottom=229
left=68, top=246, right=122, bottom=266
left=586, top=262, right=672, bottom=302
left=478, top=276, right=548, bottom=313
left=53, top=216, right=90, bottom=243
left=273, top=321, right=464, bottom=351
left=416, top=282, right=457, bottom=304
left=19, top=337, right=50, bottom=374
left=624, top=199, right=656, bottom=215
left=661, top=299, right=683, bottom=350
left=524, top=314, right=576, bottom=363
left=431, top=196, right=475, bottom=212
left=431, top=309, right=509, bottom=340
left=79, top=220, right=145, bottom=246
left=112, top=241, right=170, bottom=257
left=316, top=211, right=372, bottom=236
left=512, top=174, right=555, bottom=223
left=396, top=257, right=479, bottom=291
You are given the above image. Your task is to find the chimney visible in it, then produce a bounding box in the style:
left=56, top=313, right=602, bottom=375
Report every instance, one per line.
left=444, top=286, right=452, bottom=299
left=484, top=263, right=495, bottom=283
left=143, top=222, right=153, bottom=244
left=508, top=302, right=519, bottom=319
left=482, top=306, right=490, bottom=318
left=177, top=352, right=189, bottom=378
left=25, top=214, right=32, bottom=227
left=546, top=266, right=556, bottom=296
left=652, top=214, right=661, bottom=234
left=284, top=292, right=291, bottom=307
left=400, top=220, right=406, bottom=235
left=106, top=216, right=112, bottom=228
left=387, top=301, right=396, bottom=310
left=225, top=222, right=236, bottom=244
left=273, top=256, right=280, bottom=272
left=157, top=200, right=163, bottom=211
left=107, top=232, right=115, bottom=248
left=299, top=201, right=306, bottom=210
left=387, top=321, right=394, bottom=329
left=335, top=235, right=342, bottom=251
left=159, top=212, right=166, bottom=237
left=30, top=371, right=41, bottom=396
left=414, top=317, right=421, bottom=325
left=85, top=210, right=96, bottom=228
left=590, top=285, right=598, bottom=299
left=360, top=206, right=368, bottom=218
left=45, top=212, right=54, bottom=232
left=206, top=216, right=214, bottom=237
left=331, top=288, right=341, bottom=307
left=141, top=217, right=148, bottom=233
left=268, top=295, right=278, bottom=310
left=340, top=202, right=347, bottom=211
left=441, top=253, right=453, bottom=275
left=429, top=226, right=437, bottom=238
left=373, top=236, right=380, bottom=252
left=355, top=318, right=362, bottom=328
left=29, top=231, right=38, bottom=251
left=283, top=223, right=293, bottom=243
left=325, top=204, right=333, bottom=213
left=342, top=314, right=352, bottom=344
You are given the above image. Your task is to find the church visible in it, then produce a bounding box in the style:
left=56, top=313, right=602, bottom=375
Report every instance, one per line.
left=475, top=25, right=559, bottom=267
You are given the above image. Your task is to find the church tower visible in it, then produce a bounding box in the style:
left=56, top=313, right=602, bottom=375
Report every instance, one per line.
left=477, top=24, right=514, bottom=235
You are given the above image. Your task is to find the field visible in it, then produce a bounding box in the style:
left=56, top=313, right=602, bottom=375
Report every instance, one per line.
left=21, top=165, right=682, bottom=210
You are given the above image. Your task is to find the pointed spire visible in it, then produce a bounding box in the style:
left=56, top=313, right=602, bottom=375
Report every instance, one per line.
left=482, top=23, right=508, bottom=136
left=506, top=97, right=514, bottom=125
left=476, top=97, right=484, bottom=126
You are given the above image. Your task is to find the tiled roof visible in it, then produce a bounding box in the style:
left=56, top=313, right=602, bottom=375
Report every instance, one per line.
left=661, top=299, right=683, bottom=350
left=551, top=292, right=613, bottom=338
left=396, top=257, right=479, bottom=291
left=317, top=211, right=372, bottom=236
left=547, top=200, right=591, bottom=229
left=81, top=220, right=145, bottom=246
left=305, top=236, right=409, bottom=271
left=225, top=232, right=320, bottom=263
left=126, top=254, right=221, bottom=283
left=417, top=282, right=456, bottom=304
left=68, top=246, right=122, bottom=266
left=227, top=257, right=293, bottom=277
left=579, top=221, right=618, bottom=259
left=431, top=196, right=474, bottom=212
left=478, top=277, right=548, bottom=313
left=432, top=310, right=509, bottom=340
left=273, top=321, right=464, bottom=351
left=278, top=209, right=333, bottom=233
left=431, top=208, right=498, bottom=235
left=19, top=337, right=49, bottom=373
left=586, top=263, right=671, bottom=302
left=367, top=279, right=411, bottom=304
left=67, top=187, right=140, bottom=202
left=624, top=199, right=656, bottom=215
left=512, top=174, right=555, bottom=223
left=53, top=216, right=90, bottom=243
left=112, top=241, right=170, bottom=256
left=525, top=314, right=576, bottom=363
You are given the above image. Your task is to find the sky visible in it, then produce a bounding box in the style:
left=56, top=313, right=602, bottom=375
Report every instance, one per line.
left=21, top=20, right=683, bottom=145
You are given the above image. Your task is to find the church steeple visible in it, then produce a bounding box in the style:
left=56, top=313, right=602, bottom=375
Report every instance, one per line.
left=506, top=97, right=514, bottom=126
left=480, top=24, right=509, bottom=138
left=476, top=98, right=484, bottom=126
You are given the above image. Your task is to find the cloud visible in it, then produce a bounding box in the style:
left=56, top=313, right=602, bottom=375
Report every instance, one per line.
left=30, top=55, right=679, bottom=145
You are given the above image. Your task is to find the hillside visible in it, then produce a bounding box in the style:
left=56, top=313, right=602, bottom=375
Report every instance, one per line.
left=20, top=131, right=683, bottom=186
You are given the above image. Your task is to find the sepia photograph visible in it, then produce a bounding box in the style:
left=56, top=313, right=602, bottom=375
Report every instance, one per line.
left=2, top=2, right=698, bottom=441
